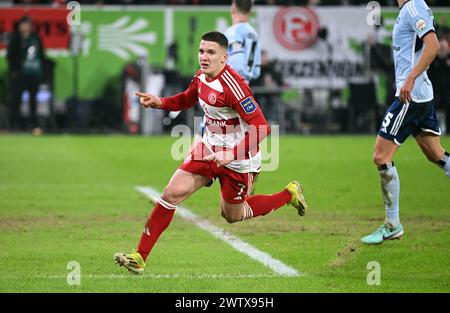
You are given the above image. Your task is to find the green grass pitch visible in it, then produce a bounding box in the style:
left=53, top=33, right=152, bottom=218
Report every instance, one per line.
left=0, top=135, right=449, bottom=292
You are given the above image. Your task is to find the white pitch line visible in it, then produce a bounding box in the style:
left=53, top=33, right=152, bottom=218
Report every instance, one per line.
left=135, top=186, right=300, bottom=277
left=42, top=273, right=280, bottom=280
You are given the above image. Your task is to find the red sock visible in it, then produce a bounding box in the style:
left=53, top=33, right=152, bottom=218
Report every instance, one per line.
left=244, top=190, right=291, bottom=219
left=137, top=201, right=176, bottom=261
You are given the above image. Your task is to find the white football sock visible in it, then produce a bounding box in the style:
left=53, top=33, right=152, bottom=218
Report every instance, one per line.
left=379, top=162, right=400, bottom=228
left=437, top=151, right=450, bottom=178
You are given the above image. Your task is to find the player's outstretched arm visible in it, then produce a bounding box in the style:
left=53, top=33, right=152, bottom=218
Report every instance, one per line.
left=135, top=92, right=162, bottom=109
left=400, top=32, right=440, bottom=103
left=139, top=74, right=199, bottom=112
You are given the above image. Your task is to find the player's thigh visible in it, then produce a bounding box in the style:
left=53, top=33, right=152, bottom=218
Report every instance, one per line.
left=219, top=170, right=254, bottom=204
left=413, top=101, right=444, bottom=162
left=162, top=169, right=211, bottom=205
left=218, top=170, right=255, bottom=222
left=373, top=135, right=399, bottom=166
left=415, top=132, right=444, bottom=162
left=377, top=97, right=429, bottom=148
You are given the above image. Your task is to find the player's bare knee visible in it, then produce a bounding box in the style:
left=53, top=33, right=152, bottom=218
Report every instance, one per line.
left=373, top=152, right=388, bottom=167
left=161, top=186, right=185, bottom=206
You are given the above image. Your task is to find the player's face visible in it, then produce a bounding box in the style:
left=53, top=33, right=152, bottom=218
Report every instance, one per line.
left=198, top=40, right=228, bottom=78
left=19, top=21, right=32, bottom=38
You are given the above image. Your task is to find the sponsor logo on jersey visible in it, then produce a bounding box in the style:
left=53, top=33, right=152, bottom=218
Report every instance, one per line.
left=415, top=18, right=427, bottom=31
left=206, top=117, right=227, bottom=128
left=240, top=97, right=257, bottom=114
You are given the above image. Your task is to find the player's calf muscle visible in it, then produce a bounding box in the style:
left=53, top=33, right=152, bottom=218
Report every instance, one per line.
left=222, top=211, right=244, bottom=223
left=221, top=203, right=245, bottom=223
left=424, top=150, right=444, bottom=163
left=415, top=134, right=445, bottom=163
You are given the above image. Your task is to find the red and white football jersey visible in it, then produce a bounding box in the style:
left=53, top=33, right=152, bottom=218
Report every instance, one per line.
left=160, top=64, right=270, bottom=173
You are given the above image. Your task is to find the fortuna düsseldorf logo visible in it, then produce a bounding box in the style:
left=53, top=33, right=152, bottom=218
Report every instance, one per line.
left=208, top=91, right=217, bottom=105
left=273, top=7, right=320, bottom=51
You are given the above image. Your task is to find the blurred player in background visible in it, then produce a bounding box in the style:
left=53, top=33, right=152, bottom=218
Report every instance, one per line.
left=361, top=0, right=450, bottom=245
left=7, top=16, right=45, bottom=135
left=225, top=0, right=261, bottom=83
left=114, top=31, right=307, bottom=274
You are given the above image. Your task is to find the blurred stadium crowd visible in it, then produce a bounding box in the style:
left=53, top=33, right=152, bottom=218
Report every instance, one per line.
left=9, top=1, right=450, bottom=7
left=0, top=1, right=449, bottom=135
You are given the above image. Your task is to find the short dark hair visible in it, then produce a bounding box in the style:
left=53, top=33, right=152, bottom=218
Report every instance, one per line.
left=201, top=31, right=228, bottom=50
left=233, top=0, right=252, bottom=15
left=18, top=15, right=32, bottom=25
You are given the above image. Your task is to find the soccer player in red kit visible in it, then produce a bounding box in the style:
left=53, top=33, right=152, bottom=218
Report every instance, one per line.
left=114, top=31, right=308, bottom=274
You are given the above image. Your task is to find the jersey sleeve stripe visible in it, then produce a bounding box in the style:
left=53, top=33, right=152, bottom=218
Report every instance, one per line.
left=223, top=71, right=243, bottom=99
left=225, top=71, right=245, bottom=97
left=224, top=71, right=245, bottom=98
left=411, top=0, right=419, bottom=16
left=222, top=75, right=242, bottom=100
left=223, top=73, right=245, bottom=100
left=406, top=3, right=416, bottom=17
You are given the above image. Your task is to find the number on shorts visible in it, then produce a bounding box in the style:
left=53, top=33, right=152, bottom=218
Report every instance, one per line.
left=382, top=112, right=394, bottom=128
left=237, top=183, right=246, bottom=197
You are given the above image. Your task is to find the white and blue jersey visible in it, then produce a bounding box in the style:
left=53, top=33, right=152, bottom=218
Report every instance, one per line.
left=392, top=0, right=435, bottom=102
left=378, top=0, right=441, bottom=145
left=224, top=22, right=261, bottom=83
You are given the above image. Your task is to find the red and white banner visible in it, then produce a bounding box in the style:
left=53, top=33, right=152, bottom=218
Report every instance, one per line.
left=0, top=7, right=70, bottom=49
left=256, top=6, right=374, bottom=88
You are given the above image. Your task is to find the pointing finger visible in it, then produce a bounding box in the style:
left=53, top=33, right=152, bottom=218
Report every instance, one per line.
left=135, top=92, right=149, bottom=98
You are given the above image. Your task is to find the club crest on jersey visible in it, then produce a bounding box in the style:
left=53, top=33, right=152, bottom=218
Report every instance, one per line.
left=415, top=18, right=427, bottom=31
left=208, top=91, right=217, bottom=105
left=240, top=97, right=257, bottom=114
